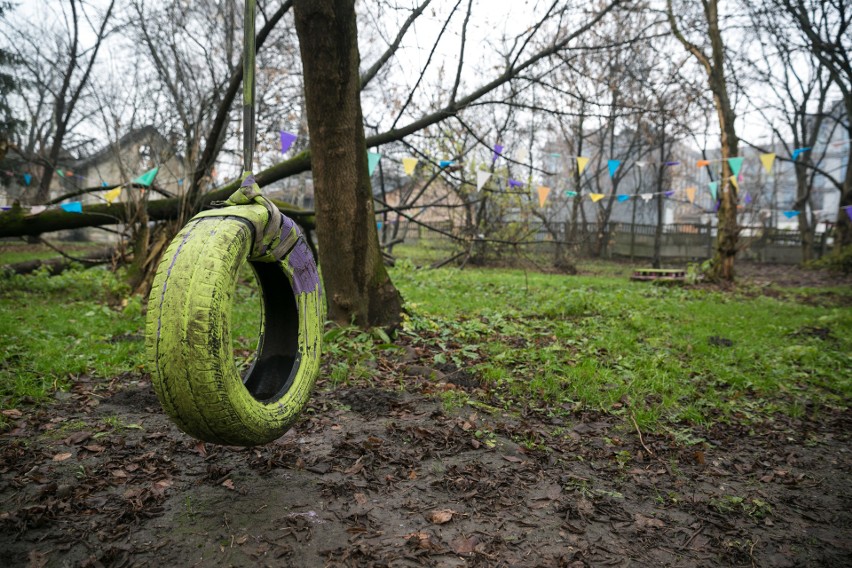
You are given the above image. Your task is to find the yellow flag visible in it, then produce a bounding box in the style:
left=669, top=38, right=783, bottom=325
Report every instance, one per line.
left=537, top=186, right=551, bottom=208
left=729, top=175, right=739, bottom=190
left=577, top=156, right=590, bottom=174
left=402, top=157, right=418, bottom=176
left=590, top=193, right=605, bottom=203
left=104, top=187, right=122, bottom=204
left=759, top=153, right=775, bottom=174
left=685, top=187, right=696, bottom=204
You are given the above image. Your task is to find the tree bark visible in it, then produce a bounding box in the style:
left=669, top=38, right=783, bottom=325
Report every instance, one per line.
left=293, top=0, right=402, bottom=328
left=668, top=0, right=739, bottom=280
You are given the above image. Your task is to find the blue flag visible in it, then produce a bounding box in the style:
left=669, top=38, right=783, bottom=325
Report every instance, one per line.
left=608, top=160, right=620, bottom=178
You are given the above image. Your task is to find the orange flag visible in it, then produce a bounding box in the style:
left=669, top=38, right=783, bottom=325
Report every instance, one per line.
left=685, top=187, right=696, bottom=203
left=537, top=186, right=551, bottom=207
left=696, top=160, right=710, bottom=168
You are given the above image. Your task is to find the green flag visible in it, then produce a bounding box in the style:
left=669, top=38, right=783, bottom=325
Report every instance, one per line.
left=132, top=167, right=159, bottom=187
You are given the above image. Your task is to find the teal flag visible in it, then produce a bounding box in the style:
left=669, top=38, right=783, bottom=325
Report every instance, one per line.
left=727, top=157, right=744, bottom=177
left=132, top=167, right=159, bottom=187
left=709, top=181, right=718, bottom=200
left=783, top=210, right=800, bottom=219
left=565, top=190, right=578, bottom=197
left=61, top=202, right=83, bottom=214
left=367, top=152, right=382, bottom=175
left=608, top=160, right=621, bottom=178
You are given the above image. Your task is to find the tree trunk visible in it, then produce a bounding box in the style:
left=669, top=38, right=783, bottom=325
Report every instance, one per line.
left=836, top=96, right=852, bottom=249
left=293, top=0, right=402, bottom=328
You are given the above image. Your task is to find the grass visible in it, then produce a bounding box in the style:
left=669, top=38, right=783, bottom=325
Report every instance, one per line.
left=1, top=242, right=849, bottom=434
left=389, top=260, right=852, bottom=431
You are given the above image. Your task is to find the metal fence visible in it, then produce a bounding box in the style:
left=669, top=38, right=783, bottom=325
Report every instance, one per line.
left=380, top=219, right=826, bottom=265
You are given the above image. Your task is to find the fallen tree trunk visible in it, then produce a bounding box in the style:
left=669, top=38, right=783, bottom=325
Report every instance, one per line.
left=0, top=150, right=314, bottom=238
left=2, top=246, right=117, bottom=275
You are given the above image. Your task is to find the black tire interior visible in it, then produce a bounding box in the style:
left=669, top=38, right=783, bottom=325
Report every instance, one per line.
left=241, top=260, right=301, bottom=402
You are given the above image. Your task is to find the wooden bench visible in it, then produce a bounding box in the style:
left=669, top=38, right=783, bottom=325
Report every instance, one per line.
left=630, top=268, right=687, bottom=282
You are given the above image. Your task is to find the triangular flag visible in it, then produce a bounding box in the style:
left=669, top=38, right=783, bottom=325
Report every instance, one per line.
left=640, top=193, right=653, bottom=202
left=132, top=167, right=159, bottom=187
left=177, top=178, right=184, bottom=186
left=844, top=205, right=852, bottom=222
left=727, top=157, right=744, bottom=177
left=783, top=210, right=800, bottom=219
left=101, top=181, right=109, bottom=187
left=686, top=187, right=696, bottom=203
left=29, top=205, right=46, bottom=215
left=708, top=181, right=718, bottom=200
left=665, top=161, right=680, bottom=167
left=23, top=173, right=32, bottom=186
left=515, top=148, right=529, bottom=163
left=729, top=175, right=739, bottom=191
left=377, top=221, right=383, bottom=230
left=57, top=169, right=64, bottom=177
left=476, top=171, right=491, bottom=192
left=617, top=194, right=630, bottom=202
left=696, top=160, right=710, bottom=168
left=280, top=131, right=297, bottom=153
left=367, top=152, right=382, bottom=175
left=607, top=160, right=620, bottom=178
left=104, top=187, right=122, bottom=204
left=565, top=190, right=577, bottom=198
left=576, top=156, right=589, bottom=174
left=791, top=147, right=811, bottom=160
left=744, top=192, right=752, bottom=204
left=715, top=200, right=721, bottom=212
left=759, top=153, right=776, bottom=173
left=508, top=179, right=523, bottom=188
left=636, top=161, right=647, bottom=168
left=537, top=186, right=551, bottom=208
left=61, top=202, right=82, bottom=213
left=590, top=193, right=605, bottom=203
left=492, top=144, right=503, bottom=163
left=402, top=157, right=418, bottom=176
left=439, top=160, right=453, bottom=168
left=664, top=191, right=675, bottom=197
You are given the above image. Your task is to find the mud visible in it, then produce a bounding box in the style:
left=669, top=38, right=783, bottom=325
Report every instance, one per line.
left=1, top=367, right=850, bottom=567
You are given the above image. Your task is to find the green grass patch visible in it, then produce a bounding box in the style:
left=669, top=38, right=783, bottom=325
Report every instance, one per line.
left=390, top=261, right=852, bottom=431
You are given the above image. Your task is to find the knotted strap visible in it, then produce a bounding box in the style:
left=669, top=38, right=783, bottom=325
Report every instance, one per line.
left=218, top=172, right=302, bottom=262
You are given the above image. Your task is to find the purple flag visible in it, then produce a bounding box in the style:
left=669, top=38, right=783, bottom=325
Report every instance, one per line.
left=664, top=161, right=680, bottom=167
left=714, top=200, right=720, bottom=212
left=744, top=193, right=752, bottom=204
left=241, top=175, right=257, bottom=187
left=492, top=144, right=503, bottom=163
left=845, top=206, right=852, bottom=222
left=280, top=131, right=297, bottom=153
left=508, top=179, right=523, bottom=188
left=664, top=190, right=674, bottom=198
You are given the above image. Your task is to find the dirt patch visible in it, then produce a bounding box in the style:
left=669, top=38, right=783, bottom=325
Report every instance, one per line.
left=1, top=371, right=850, bottom=567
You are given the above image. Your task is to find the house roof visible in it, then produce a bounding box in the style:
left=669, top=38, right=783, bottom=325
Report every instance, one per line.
left=73, top=126, right=179, bottom=171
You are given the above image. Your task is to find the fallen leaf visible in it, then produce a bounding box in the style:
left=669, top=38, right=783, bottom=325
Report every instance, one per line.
left=404, top=531, right=440, bottom=551
left=111, top=469, right=127, bottom=478
left=694, top=451, right=705, bottom=465
left=1, top=409, right=22, bottom=419
left=428, top=509, right=455, bottom=524
left=222, top=479, right=235, bottom=490
left=195, top=441, right=207, bottom=457
left=82, top=444, right=105, bottom=453
left=125, top=463, right=140, bottom=473
left=502, top=454, right=524, bottom=463
left=236, top=535, right=248, bottom=545
left=64, top=431, right=91, bottom=445
left=345, top=458, right=364, bottom=475
left=153, top=479, right=173, bottom=491
left=52, top=452, right=73, bottom=462
left=408, top=470, right=417, bottom=480
left=450, top=535, right=479, bottom=555
left=354, top=492, right=368, bottom=505
left=634, top=513, right=665, bottom=530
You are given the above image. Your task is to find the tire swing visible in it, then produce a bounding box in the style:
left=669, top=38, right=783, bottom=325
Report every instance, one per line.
left=144, top=0, right=323, bottom=446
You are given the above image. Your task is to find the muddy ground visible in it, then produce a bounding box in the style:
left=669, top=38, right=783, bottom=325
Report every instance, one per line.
left=1, top=359, right=850, bottom=567
left=1, top=261, right=851, bottom=567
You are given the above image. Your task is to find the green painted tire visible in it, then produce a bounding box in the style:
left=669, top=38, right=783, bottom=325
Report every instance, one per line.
left=145, top=204, right=323, bottom=446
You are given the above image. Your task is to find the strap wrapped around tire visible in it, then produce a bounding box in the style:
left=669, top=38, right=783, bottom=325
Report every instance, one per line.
left=145, top=180, right=324, bottom=446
